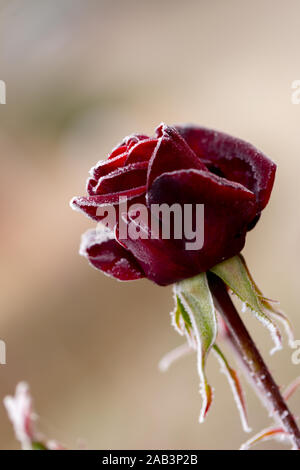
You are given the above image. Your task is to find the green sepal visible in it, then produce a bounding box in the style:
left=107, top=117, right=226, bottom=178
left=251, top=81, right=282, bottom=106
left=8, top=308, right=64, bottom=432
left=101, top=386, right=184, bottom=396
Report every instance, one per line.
left=174, top=272, right=217, bottom=421
left=213, top=344, right=250, bottom=432
left=210, top=255, right=282, bottom=354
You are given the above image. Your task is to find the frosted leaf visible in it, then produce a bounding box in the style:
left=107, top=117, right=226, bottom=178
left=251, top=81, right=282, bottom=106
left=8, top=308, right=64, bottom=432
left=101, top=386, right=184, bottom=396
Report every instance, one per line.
left=241, top=254, right=295, bottom=348
left=210, top=255, right=282, bottom=355
left=240, top=426, right=289, bottom=450
left=175, top=273, right=217, bottom=422
left=283, top=377, right=300, bottom=401
left=213, top=344, right=251, bottom=433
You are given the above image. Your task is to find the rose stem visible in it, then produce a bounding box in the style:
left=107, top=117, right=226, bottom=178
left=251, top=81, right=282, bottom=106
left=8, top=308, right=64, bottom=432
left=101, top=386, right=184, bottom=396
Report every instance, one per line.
left=207, top=272, right=300, bottom=450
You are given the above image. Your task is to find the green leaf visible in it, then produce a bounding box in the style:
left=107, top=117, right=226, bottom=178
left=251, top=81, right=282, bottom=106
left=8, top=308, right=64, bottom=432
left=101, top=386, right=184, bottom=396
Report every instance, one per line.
left=174, top=273, right=217, bottom=422
left=240, top=254, right=294, bottom=347
left=210, top=255, right=282, bottom=354
left=173, top=296, right=193, bottom=335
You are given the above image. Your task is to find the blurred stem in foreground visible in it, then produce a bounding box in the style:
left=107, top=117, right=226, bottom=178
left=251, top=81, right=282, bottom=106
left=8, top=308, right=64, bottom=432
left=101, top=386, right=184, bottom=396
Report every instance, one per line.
left=4, top=382, right=64, bottom=450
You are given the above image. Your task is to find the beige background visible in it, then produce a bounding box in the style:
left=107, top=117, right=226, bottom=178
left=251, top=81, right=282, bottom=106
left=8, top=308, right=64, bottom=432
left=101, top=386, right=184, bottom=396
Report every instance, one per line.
left=0, top=0, right=300, bottom=450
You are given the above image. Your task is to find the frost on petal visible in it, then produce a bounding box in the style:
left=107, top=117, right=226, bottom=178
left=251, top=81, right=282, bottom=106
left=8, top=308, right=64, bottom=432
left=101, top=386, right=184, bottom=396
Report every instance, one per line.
left=70, top=185, right=146, bottom=221
left=125, top=139, right=157, bottom=165
left=174, top=273, right=217, bottom=422
left=119, top=133, right=148, bottom=149
left=210, top=255, right=282, bottom=355
left=93, top=162, right=148, bottom=196
left=213, top=344, right=251, bottom=433
left=90, top=152, right=128, bottom=182
left=107, top=144, right=128, bottom=160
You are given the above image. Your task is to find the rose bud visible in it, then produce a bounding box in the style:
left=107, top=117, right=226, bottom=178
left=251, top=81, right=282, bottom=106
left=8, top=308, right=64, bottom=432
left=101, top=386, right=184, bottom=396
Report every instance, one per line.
left=71, top=123, right=275, bottom=286
left=71, top=126, right=300, bottom=450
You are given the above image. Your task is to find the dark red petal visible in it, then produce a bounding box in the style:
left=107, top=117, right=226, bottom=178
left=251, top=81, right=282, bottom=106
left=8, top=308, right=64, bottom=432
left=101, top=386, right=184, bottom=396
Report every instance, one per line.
left=108, top=145, right=128, bottom=160
left=147, top=124, right=207, bottom=189
left=145, top=169, right=258, bottom=285
left=115, top=219, right=195, bottom=286
left=94, top=162, right=148, bottom=195
left=80, top=229, right=144, bottom=281
left=70, top=185, right=146, bottom=221
left=125, top=139, right=157, bottom=165
left=86, top=177, right=98, bottom=195
left=108, top=134, right=149, bottom=159
left=120, top=133, right=149, bottom=148
left=91, top=152, right=128, bottom=181
left=176, top=125, right=276, bottom=211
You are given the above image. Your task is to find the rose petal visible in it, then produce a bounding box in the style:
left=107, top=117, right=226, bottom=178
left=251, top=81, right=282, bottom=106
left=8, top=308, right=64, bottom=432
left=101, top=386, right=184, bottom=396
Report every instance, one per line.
left=108, top=134, right=148, bottom=159
left=120, top=133, right=149, bottom=148
left=176, top=125, right=276, bottom=212
left=70, top=185, right=147, bottom=221
left=80, top=229, right=145, bottom=281
left=147, top=124, right=207, bottom=189
left=125, top=139, right=157, bottom=165
left=94, top=162, right=148, bottom=195
left=107, top=145, right=128, bottom=160
left=116, top=219, right=195, bottom=286
left=91, top=152, right=128, bottom=181
left=145, top=169, right=257, bottom=284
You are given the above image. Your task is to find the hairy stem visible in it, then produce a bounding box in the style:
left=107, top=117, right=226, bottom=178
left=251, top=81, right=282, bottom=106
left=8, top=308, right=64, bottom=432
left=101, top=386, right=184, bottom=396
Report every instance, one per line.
left=208, top=272, right=300, bottom=450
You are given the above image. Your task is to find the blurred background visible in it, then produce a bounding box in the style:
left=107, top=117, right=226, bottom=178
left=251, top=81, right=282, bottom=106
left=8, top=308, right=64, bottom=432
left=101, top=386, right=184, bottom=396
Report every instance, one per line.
left=0, top=0, right=300, bottom=450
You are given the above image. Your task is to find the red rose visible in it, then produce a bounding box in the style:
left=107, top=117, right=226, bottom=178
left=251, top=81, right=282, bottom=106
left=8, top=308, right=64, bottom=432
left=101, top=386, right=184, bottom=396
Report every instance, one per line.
left=71, top=124, right=276, bottom=286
